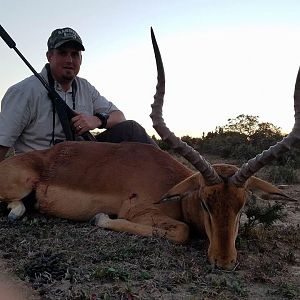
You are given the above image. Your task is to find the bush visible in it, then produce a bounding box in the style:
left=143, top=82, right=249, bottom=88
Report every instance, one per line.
left=151, top=135, right=170, bottom=151
left=151, top=114, right=300, bottom=172
left=262, top=165, right=299, bottom=184
left=243, top=194, right=287, bottom=231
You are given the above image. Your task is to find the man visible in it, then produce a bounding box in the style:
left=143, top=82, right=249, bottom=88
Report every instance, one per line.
left=0, top=27, right=156, bottom=161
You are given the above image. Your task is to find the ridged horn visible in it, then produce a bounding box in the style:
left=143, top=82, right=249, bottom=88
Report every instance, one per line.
left=230, top=67, right=300, bottom=187
left=149, top=27, right=222, bottom=185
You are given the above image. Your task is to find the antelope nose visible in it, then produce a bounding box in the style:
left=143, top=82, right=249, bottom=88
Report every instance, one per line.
left=215, top=258, right=237, bottom=270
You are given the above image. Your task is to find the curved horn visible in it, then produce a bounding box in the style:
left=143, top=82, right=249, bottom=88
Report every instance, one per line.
left=230, top=67, right=300, bottom=187
left=149, top=28, right=222, bottom=185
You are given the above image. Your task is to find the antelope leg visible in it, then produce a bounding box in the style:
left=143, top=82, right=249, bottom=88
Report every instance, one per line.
left=91, top=212, right=189, bottom=244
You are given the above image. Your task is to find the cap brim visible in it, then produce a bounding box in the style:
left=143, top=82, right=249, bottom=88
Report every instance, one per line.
left=52, top=39, right=85, bottom=51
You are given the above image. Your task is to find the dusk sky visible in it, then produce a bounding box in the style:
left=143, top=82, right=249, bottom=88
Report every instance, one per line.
left=1, top=0, right=300, bottom=137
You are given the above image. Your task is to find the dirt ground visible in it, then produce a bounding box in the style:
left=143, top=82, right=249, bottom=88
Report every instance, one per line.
left=0, top=169, right=299, bottom=299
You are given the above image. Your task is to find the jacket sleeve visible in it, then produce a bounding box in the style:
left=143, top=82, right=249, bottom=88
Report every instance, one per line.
left=89, top=82, right=120, bottom=114
left=0, top=85, right=31, bottom=147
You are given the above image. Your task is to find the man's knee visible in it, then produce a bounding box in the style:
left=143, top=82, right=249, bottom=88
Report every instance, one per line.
left=120, top=120, right=142, bottom=133
left=96, top=120, right=158, bottom=147
left=126, top=120, right=158, bottom=146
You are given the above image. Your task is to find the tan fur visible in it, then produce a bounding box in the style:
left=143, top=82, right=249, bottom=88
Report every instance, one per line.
left=0, top=142, right=289, bottom=269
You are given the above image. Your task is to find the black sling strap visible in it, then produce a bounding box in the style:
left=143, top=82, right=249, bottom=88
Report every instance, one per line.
left=45, top=63, right=75, bottom=144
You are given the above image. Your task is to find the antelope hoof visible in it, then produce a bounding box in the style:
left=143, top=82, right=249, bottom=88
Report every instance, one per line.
left=90, top=213, right=110, bottom=228
left=7, top=201, right=26, bottom=222
left=7, top=212, right=19, bottom=222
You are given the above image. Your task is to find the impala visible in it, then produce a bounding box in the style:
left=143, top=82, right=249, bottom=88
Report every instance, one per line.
left=0, top=28, right=297, bottom=269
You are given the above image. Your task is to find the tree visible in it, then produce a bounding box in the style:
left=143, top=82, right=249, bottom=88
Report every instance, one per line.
left=202, top=114, right=285, bottom=160
left=223, top=114, right=259, bottom=137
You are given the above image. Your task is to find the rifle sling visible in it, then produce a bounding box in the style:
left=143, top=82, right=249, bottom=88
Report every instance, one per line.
left=46, top=63, right=75, bottom=143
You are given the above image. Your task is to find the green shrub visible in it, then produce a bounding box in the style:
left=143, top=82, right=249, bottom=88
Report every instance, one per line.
left=243, top=195, right=286, bottom=231
left=262, top=165, right=299, bottom=184
left=151, top=114, right=300, bottom=171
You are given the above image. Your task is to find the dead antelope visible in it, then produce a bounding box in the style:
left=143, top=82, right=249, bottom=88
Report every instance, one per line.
left=0, top=29, right=298, bottom=270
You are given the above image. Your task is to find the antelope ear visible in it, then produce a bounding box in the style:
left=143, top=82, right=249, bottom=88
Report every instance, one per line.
left=160, top=172, right=202, bottom=203
left=248, top=176, right=297, bottom=202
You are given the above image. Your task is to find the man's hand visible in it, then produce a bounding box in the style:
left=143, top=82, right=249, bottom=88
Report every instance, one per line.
left=71, top=110, right=126, bottom=135
left=71, top=113, right=101, bottom=135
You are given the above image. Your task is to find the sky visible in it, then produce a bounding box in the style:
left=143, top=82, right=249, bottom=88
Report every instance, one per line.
left=1, top=0, right=300, bottom=137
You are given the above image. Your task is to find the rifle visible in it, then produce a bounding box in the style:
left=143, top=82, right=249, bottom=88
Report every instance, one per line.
left=0, top=24, right=96, bottom=142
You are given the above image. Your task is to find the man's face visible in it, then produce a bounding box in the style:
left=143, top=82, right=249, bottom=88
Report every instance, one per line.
left=47, top=43, right=82, bottom=84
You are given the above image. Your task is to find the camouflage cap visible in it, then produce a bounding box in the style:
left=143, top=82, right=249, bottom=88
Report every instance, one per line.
left=47, top=27, right=85, bottom=51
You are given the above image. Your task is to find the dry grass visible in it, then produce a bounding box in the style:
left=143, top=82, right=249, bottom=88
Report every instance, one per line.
left=0, top=202, right=299, bottom=299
